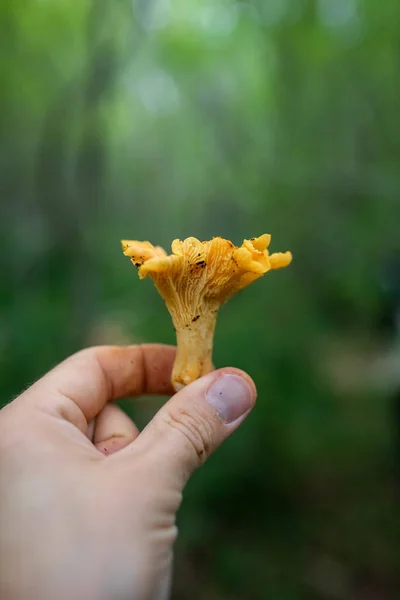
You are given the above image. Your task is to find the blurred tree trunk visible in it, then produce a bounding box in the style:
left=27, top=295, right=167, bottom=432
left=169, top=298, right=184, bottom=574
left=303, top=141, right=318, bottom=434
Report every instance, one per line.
left=33, top=0, right=131, bottom=349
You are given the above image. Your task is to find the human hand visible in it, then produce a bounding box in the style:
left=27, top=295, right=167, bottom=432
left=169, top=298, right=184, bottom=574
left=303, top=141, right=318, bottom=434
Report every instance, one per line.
left=0, top=344, right=256, bottom=600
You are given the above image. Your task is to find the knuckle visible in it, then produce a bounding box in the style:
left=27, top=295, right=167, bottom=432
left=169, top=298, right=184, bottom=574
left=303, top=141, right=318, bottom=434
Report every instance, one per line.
left=163, top=404, right=215, bottom=465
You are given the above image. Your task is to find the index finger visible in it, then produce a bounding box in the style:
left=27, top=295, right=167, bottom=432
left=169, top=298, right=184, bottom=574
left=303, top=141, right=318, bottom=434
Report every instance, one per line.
left=22, top=344, right=176, bottom=426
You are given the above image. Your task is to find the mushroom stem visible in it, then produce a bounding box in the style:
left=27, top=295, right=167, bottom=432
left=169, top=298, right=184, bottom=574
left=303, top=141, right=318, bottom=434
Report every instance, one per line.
left=171, top=311, right=218, bottom=391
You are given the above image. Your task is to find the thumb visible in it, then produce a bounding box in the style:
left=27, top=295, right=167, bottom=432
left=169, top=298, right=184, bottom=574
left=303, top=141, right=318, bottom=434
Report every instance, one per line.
left=126, top=368, right=256, bottom=490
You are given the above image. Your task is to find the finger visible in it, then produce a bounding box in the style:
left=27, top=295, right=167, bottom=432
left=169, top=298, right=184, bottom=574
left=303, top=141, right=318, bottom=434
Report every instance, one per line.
left=118, top=368, right=256, bottom=490
left=93, top=404, right=139, bottom=456
left=22, top=345, right=176, bottom=431
left=87, top=419, right=96, bottom=441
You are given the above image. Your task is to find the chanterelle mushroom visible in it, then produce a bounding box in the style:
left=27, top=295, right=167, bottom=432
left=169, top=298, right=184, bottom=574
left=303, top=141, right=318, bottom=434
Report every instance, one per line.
left=121, top=235, right=292, bottom=391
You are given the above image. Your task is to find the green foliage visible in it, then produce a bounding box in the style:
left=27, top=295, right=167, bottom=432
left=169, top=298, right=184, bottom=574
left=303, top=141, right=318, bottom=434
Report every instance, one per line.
left=1, top=0, right=400, bottom=597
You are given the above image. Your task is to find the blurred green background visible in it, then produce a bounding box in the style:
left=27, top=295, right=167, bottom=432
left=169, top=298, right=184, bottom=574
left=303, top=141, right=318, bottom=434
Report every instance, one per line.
left=1, top=0, right=400, bottom=598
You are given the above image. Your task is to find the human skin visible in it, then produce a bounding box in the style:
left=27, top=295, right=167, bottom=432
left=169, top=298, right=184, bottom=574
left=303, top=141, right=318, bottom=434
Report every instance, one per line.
left=0, top=344, right=256, bottom=600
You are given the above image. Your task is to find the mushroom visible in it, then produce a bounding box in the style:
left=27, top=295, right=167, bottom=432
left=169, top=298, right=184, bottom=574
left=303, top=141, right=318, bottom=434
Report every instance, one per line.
left=121, top=235, right=292, bottom=391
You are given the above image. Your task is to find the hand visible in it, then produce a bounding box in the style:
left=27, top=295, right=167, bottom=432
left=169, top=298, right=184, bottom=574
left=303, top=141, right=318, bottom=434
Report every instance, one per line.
left=0, top=344, right=256, bottom=600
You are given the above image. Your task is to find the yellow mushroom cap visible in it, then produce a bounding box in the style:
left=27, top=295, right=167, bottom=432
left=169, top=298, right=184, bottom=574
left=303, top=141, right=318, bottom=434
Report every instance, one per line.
left=121, top=235, right=292, bottom=390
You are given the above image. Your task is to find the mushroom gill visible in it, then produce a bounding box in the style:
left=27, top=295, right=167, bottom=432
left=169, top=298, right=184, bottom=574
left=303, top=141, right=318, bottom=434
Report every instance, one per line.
left=121, top=235, right=292, bottom=391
